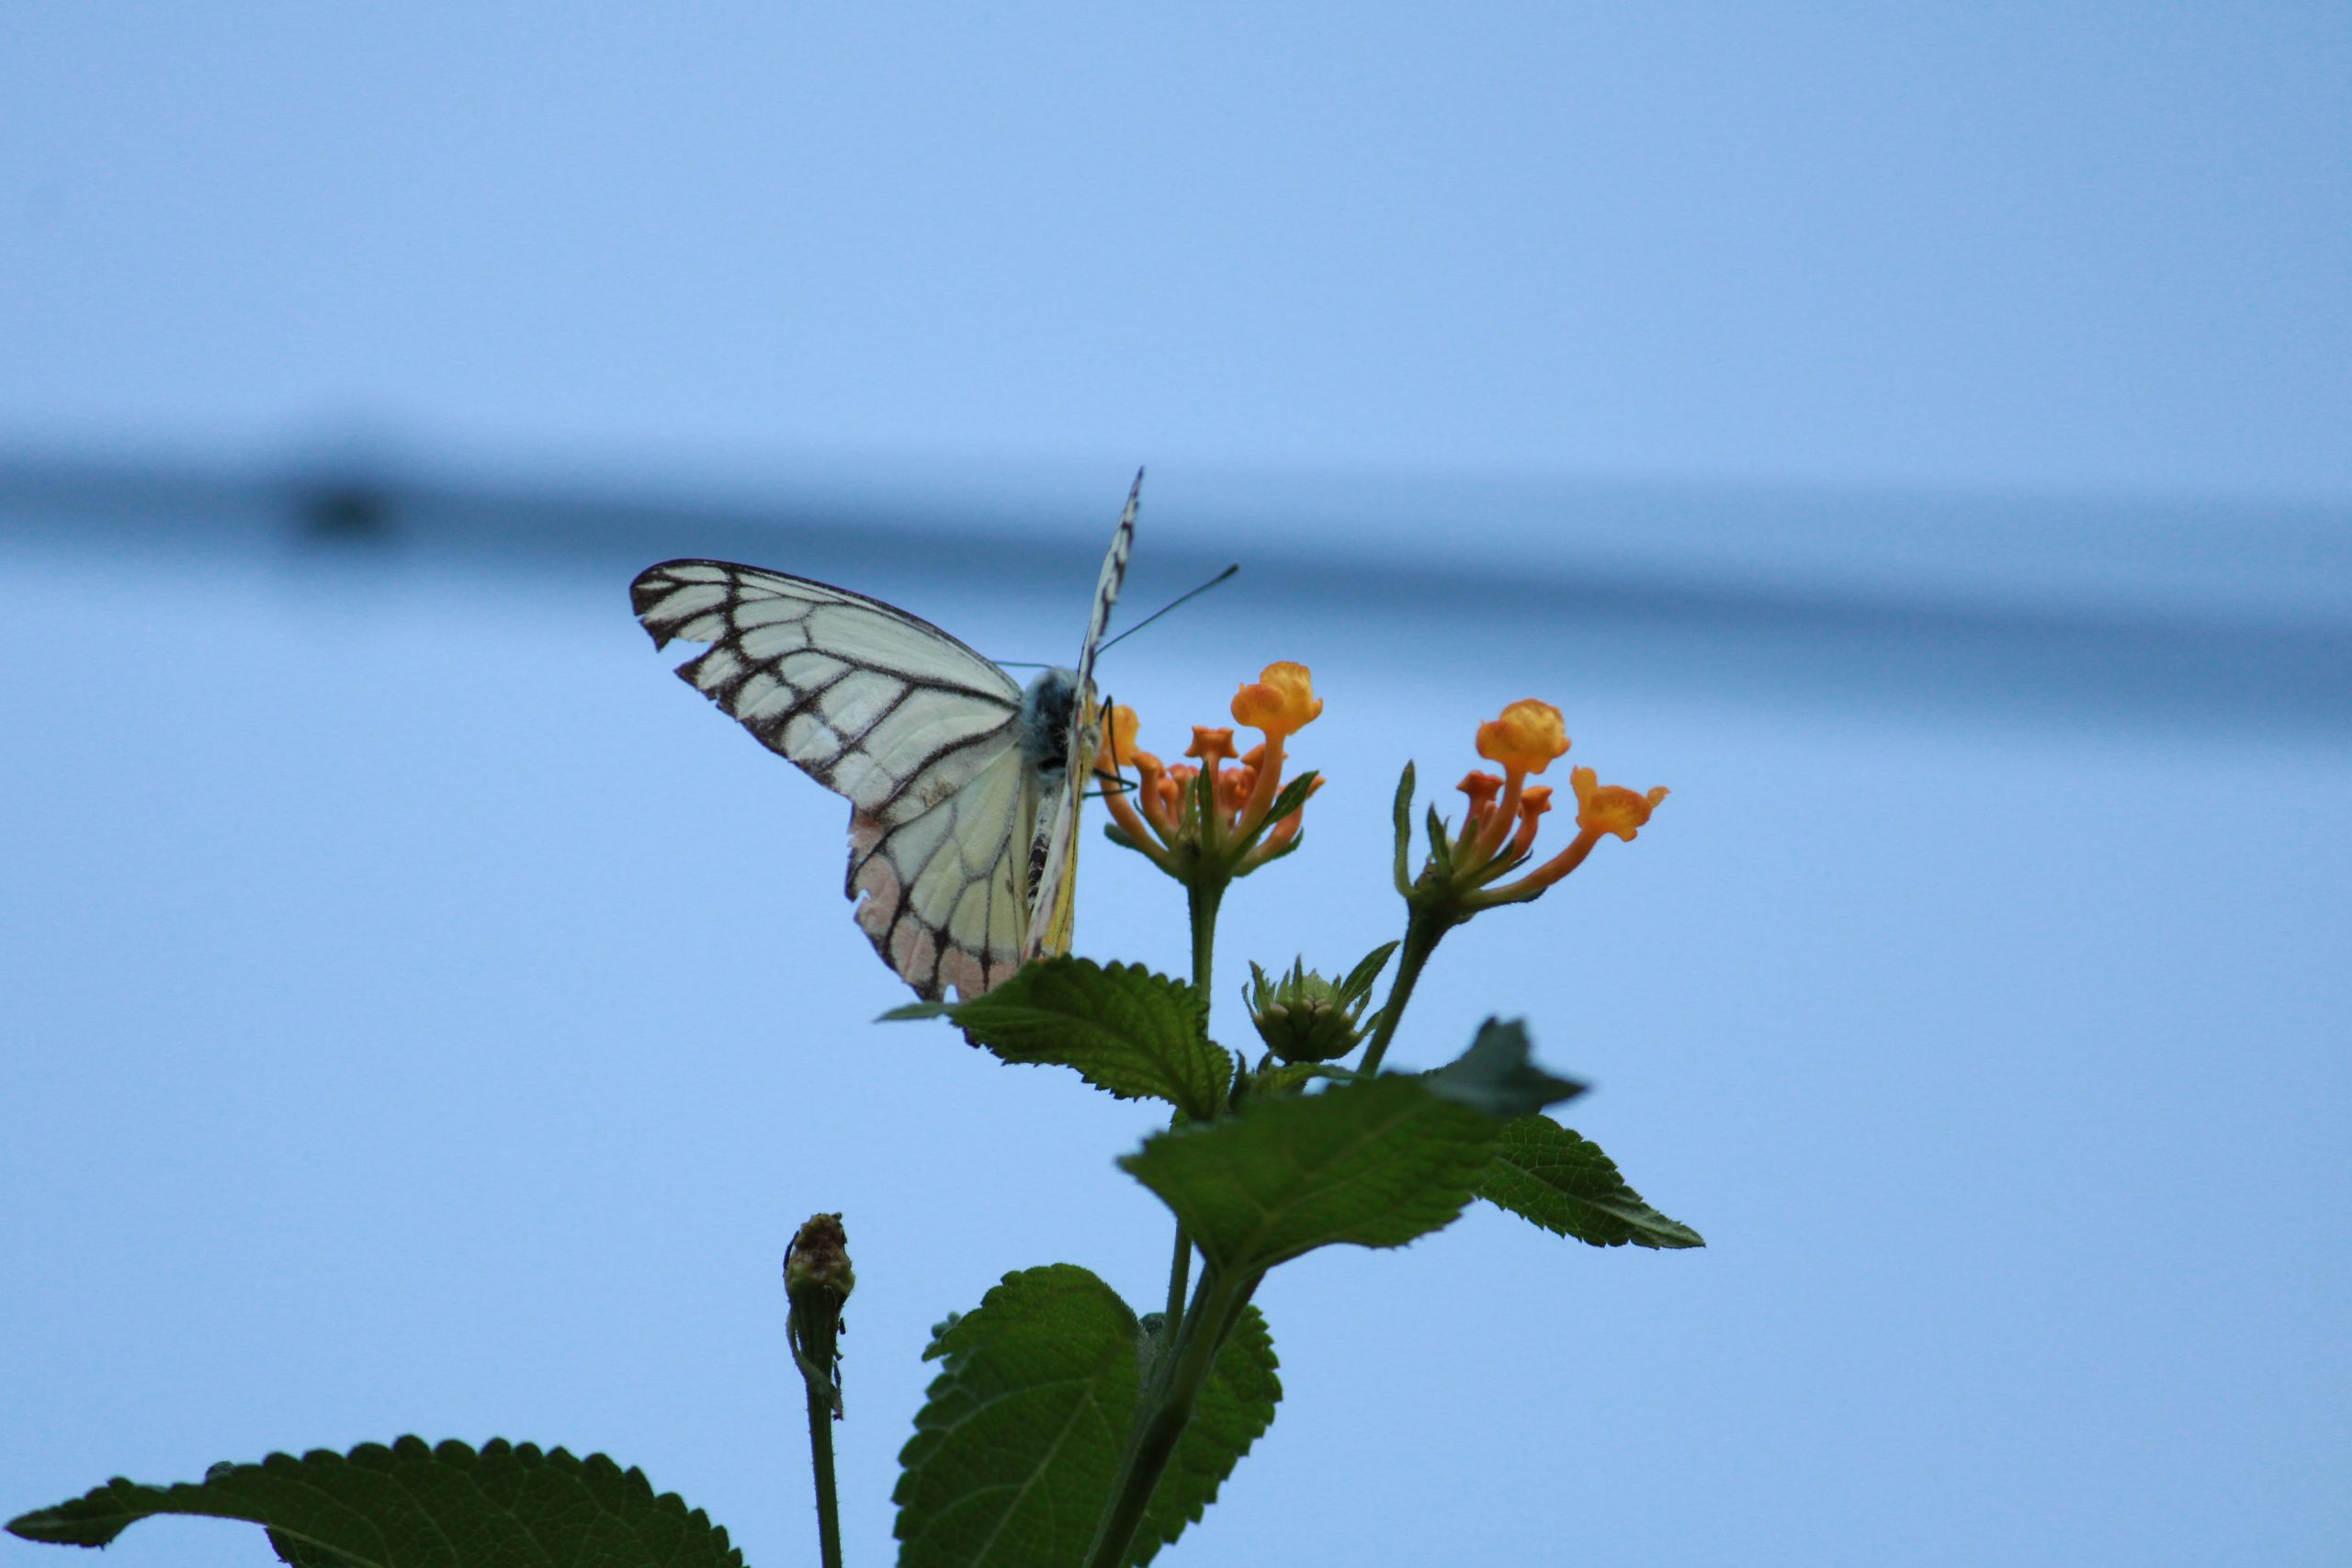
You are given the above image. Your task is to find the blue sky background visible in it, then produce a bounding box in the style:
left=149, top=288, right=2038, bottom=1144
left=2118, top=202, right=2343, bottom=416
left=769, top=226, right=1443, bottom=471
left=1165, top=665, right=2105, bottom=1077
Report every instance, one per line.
left=4, top=6, right=2349, bottom=1568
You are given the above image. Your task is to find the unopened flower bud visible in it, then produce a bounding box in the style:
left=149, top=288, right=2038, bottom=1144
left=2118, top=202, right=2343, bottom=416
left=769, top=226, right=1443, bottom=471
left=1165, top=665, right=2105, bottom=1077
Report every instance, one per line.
left=1246, top=960, right=1367, bottom=1064
left=786, top=1212, right=855, bottom=1303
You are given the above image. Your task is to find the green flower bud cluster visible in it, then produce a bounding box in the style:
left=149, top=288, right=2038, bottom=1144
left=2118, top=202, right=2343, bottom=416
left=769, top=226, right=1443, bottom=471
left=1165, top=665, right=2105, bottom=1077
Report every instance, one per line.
left=1244, top=950, right=1389, bottom=1065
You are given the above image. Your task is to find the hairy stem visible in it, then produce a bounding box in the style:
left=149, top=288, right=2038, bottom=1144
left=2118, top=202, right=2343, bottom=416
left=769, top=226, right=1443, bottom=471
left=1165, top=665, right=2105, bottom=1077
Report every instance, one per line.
left=802, top=1385, right=842, bottom=1568
left=1355, top=910, right=1446, bottom=1076
left=1165, top=876, right=1227, bottom=1326
left=791, top=1330, right=844, bottom=1568
left=1083, top=1266, right=1259, bottom=1568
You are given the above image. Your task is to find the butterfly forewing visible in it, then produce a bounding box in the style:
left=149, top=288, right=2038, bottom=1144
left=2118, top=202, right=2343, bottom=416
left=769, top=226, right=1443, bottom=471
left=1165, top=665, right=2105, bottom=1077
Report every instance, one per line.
left=1022, top=469, right=1140, bottom=958
left=632, top=562, right=1026, bottom=826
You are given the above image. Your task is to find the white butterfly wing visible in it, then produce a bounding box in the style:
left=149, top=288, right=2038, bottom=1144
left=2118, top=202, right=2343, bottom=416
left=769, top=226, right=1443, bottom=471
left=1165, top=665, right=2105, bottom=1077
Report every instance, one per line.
left=631, top=472, right=1141, bottom=1002
left=850, top=742, right=1035, bottom=1000
left=632, top=560, right=1037, bottom=998
left=631, top=562, right=1024, bottom=827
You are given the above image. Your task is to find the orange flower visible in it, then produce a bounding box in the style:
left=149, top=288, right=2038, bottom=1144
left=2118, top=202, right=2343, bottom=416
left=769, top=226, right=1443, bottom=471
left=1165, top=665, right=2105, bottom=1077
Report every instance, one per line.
left=1097, top=662, right=1325, bottom=887
left=1102, top=703, right=1146, bottom=773
left=1231, top=661, right=1321, bottom=739
left=1405, top=713, right=1666, bottom=911
left=1231, top=663, right=1321, bottom=835
left=1096, top=702, right=1176, bottom=863
left=1185, top=727, right=1238, bottom=765
left=1456, top=771, right=1504, bottom=837
left=1476, top=699, right=1569, bottom=777
left=1572, top=767, right=1668, bottom=842
left=1508, top=784, right=1554, bottom=860
left=1216, top=763, right=1258, bottom=818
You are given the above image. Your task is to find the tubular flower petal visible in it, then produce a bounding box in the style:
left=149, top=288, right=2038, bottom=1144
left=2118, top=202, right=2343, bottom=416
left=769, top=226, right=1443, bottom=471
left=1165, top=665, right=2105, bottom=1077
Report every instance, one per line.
left=1508, top=784, right=1555, bottom=860
left=1093, top=703, right=1176, bottom=862
left=1097, top=661, right=1324, bottom=889
left=1102, top=704, right=1144, bottom=773
left=1476, top=699, right=1569, bottom=777
left=1405, top=712, right=1668, bottom=914
left=1456, top=771, right=1504, bottom=811
left=1571, top=766, right=1669, bottom=841
left=1163, top=762, right=1199, bottom=799
left=1232, top=661, right=1322, bottom=739
left=1217, top=764, right=1259, bottom=818
left=1186, top=728, right=1238, bottom=765
left=1456, top=771, right=1504, bottom=837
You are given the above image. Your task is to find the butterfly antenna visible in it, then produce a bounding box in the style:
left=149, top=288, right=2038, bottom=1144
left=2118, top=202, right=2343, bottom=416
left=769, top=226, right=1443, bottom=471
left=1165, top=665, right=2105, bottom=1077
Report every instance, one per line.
left=1101, top=563, right=1240, bottom=652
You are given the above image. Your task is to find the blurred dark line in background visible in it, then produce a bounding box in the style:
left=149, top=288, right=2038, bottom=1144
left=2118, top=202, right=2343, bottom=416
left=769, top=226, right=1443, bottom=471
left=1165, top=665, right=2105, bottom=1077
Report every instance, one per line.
left=6, top=447, right=2348, bottom=736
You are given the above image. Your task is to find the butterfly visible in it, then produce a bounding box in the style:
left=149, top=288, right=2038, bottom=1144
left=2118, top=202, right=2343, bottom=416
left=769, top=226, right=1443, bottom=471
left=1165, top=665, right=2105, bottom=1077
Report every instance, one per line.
left=629, top=471, right=1137, bottom=1001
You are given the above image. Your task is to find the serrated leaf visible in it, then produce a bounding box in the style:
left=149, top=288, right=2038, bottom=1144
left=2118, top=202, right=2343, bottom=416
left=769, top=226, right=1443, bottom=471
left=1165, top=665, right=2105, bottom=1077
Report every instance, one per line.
left=893, top=1266, right=1279, bottom=1568
left=1424, top=1017, right=1585, bottom=1118
left=1120, top=1076, right=1503, bottom=1276
left=5, top=1438, right=743, bottom=1568
left=270, top=1529, right=358, bottom=1568
left=1134, top=1299, right=1279, bottom=1564
left=1477, top=1115, right=1706, bottom=1249
left=883, top=957, right=1228, bottom=1122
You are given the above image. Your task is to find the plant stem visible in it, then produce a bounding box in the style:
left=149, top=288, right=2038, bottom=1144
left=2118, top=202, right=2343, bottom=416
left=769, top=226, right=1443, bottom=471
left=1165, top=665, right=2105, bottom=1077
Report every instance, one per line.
left=1189, top=875, right=1225, bottom=1021
left=1163, top=875, right=1227, bottom=1327
left=1083, top=1266, right=1259, bottom=1568
left=799, top=1370, right=843, bottom=1568
left=1162, top=1216, right=1193, bottom=1327
left=1355, top=910, right=1446, bottom=1076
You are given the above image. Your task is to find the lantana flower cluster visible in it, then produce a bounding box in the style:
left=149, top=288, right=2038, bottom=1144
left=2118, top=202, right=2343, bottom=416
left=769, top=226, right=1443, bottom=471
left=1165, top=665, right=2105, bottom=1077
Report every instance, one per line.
left=1098, top=661, right=1325, bottom=881
left=1400, top=698, right=1668, bottom=915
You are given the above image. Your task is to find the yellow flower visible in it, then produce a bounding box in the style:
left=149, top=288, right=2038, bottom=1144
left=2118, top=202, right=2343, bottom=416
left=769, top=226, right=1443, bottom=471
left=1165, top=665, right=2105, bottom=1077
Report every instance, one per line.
left=1570, top=766, right=1669, bottom=841
left=1231, top=661, right=1322, bottom=739
left=1476, top=699, right=1569, bottom=777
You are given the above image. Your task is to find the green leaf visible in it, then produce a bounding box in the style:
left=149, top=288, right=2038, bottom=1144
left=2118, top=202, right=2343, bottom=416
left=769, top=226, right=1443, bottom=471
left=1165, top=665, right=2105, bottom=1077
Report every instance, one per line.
left=1477, top=1115, right=1706, bottom=1249
left=1120, top=1076, right=1503, bottom=1276
left=1424, top=804, right=1453, bottom=875
left=884, top=957, right=1229, bottom=1122
left=1249, top=770, right=1318, bottom=837
left=1241, top=829, right=1305, bottom=869
left=893, top=1266, right=1279, bottom=1568
left=1339, top=941, right=1400, bottom=1007
left=1390, top=761, right=1417, bottom=896
left=269, top=1529, right=358, bottom=1568
left=5, top=1438, right=743, bottom=1568
left=1424, top=1017, right=1586, bottom=1118
left=1135, top=1299, right=1280, bottom=1565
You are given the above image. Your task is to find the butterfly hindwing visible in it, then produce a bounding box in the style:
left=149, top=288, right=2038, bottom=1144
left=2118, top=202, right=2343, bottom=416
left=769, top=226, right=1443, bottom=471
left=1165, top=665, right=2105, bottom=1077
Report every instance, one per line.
left=849, top=745, right=1035, bottom=1000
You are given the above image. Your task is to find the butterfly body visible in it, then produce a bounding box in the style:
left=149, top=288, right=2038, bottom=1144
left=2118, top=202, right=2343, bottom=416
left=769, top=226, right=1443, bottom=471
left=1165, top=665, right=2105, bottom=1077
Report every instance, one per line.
left=630, top=476, right=1136, bottom=1000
